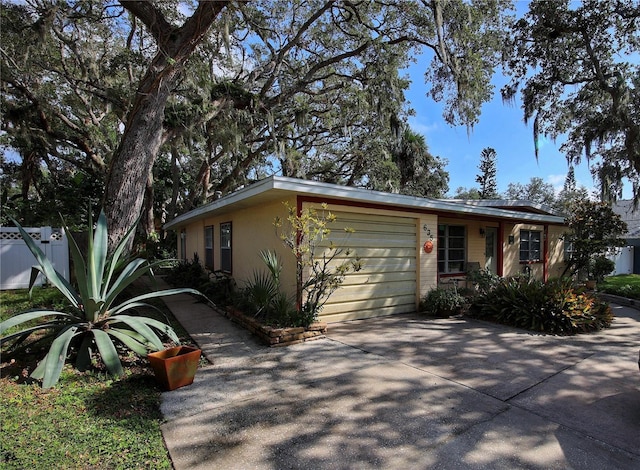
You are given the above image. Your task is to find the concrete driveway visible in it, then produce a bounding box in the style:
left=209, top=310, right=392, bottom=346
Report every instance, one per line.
left=160, top=297, right=640, bottom=469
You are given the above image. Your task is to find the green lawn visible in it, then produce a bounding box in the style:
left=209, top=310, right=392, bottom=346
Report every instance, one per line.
left=599, top=274, right=640, bottom=299
left=0, top=286, right=184, bottom=469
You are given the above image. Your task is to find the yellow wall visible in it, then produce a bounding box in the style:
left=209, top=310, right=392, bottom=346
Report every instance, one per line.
left=547, top=225, right=568, bottom=279
left=183, top=197, right=299, bottom=297
left=177, top=197, right=567, bottom=317
left=419, top=215, right=439, bottom=297
left=502, top=222, right=567, bottom=279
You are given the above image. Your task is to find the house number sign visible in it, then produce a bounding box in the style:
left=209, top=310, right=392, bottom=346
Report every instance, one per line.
left=422, top=224, right=434, bottom=253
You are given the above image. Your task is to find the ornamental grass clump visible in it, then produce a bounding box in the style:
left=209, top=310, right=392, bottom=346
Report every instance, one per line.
left=469, top=277, right=612, bottom=335
left=242, top=250, right=297, bottom=327
left=0, top=210, right=201, bottom=388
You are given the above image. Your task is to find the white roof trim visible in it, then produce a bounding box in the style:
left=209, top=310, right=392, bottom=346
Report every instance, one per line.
left=446, top=199, right=560, bottom=216
left=165, top=176, right=565, bottom=229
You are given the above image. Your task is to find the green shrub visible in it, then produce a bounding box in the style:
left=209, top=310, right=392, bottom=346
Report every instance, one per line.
left=589, top=256, right=615, bottom=282
left=420, top=288, right=467, bottom=317
left=466, top=268, right=500, bottom=295
left=0, top=211, right=201, bottom=388
left=243, top=250, right=298, bottom=327
left=469, top=277, right=612, bottom=335
left=199, top=271, right=236, bottom=306
left=599, top=283, right=640, bottom=299
left=164, top=254, right=207, bottom=288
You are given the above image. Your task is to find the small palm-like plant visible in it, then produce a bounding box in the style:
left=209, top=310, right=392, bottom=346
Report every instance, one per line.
left=0, top=210, right=201, bottom=388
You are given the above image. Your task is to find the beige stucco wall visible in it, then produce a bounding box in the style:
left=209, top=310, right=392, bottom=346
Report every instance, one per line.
left=419, top=214, right=439, bottom=297
left=547, top=224, right=568, bottom=279
left=503, top=222, right=567, bottom=279
left=182, top=197, right=299, bottom=297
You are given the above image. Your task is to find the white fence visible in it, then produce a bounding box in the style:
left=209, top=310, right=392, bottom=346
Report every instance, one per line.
left=0, top=227, right=70, bottom=290
left=608, top=246, right=634, bottom=276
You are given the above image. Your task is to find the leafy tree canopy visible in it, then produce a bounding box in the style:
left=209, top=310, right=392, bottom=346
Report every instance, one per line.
left=564, top=201, right=628, bottom=278
left=503, top=0, right=640, bottom=202
left=1, top=0, right=512, bottom=249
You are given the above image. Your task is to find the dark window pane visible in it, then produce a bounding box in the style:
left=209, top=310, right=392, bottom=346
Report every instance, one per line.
left=449, top=238, right=465, bottom=249
left=449, top=226, right=465, bottom=237
left=448, top=261, right=464, bottom=272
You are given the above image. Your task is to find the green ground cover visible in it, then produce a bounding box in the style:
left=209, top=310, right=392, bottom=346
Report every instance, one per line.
left=599, top=274, right=640, bottom=300
left=0, top=286, right=179, bottom=469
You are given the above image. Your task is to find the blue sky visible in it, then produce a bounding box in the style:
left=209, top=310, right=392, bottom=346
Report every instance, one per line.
left=404, top=55, right=603, bottom=198
left=403, top=0, right=633, bottom=201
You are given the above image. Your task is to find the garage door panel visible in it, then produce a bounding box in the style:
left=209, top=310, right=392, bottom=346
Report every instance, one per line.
left=328, top=215, right=416, bottom=232
left=322, top=250, right=416, bottom=272
left=319, top=237, right=416, bottom=250
left=321, top=306, right=415, bottom=323
left=313, top=211, right=417, bottom=322
left=339, top=271, right=416, bottom=285
left=321, top=248, right=417, bottom=261
left=320, top=295, right=417, bottom=318
left=326, top=280, right=416, bottom=301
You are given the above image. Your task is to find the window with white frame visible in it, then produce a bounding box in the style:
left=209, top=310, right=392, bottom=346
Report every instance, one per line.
left=520, top=230, right=541, bottom=262
left=437, top=225, right=466, bottom=273
left=563, top=238, right=575, bottom=262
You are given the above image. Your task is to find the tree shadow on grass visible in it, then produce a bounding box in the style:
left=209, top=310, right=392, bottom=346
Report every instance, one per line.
left=86, top=372, right=164, bottom=422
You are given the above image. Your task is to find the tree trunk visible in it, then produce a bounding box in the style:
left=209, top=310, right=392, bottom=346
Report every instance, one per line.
left=141, top=170, right=155, bottom=239
left=168, top=142, right=181, bottom=222
left=103, top=1, right=228, bottom=252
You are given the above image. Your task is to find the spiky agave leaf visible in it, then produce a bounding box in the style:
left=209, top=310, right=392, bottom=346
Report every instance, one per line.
left=4, top=209, right=206, bottom=388
left=36, top=325, right=79, bottom=389
left=0, top=310, right=76, bottom=335
left=101, top=211, right=141, bottom=296
left=89, top=210, right=108, bottom=299
left=93, top=329, right=124, bottom=377
left=108, top=328, right=155, bottom=356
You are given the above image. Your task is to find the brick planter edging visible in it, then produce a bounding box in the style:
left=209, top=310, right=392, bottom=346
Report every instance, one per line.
left=223, top=307, right=327, bottom=347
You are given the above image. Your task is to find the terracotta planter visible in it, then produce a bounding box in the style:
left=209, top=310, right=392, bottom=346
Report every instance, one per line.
left=147, top=345, right=201, bottom=391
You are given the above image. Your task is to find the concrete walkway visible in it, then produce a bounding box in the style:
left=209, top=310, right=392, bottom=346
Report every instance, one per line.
left=159, top=293, right=640, bottom=469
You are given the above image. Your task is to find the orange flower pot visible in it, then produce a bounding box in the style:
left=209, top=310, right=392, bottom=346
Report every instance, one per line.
left=147, top=345, right=201, bottom=391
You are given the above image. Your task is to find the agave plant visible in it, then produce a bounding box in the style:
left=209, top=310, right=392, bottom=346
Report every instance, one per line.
left=0, top=210, right=201, bottom=388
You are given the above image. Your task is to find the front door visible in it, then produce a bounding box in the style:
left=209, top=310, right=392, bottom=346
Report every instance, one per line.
left=485, top=227, right=498, bottom=274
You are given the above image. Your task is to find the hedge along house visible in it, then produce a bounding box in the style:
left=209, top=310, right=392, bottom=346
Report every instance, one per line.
left=164, top=176, right=567, bottom=323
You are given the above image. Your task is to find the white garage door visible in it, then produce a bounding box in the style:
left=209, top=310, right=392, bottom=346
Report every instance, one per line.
left=315, top=211, right=417, bottom=322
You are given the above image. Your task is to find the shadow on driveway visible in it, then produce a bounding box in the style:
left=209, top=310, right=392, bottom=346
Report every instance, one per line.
left=161, top=300, right=640, bottom=469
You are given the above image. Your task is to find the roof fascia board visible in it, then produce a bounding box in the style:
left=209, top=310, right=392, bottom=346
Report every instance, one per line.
left=165, top=176, right=565, bottom=229
left=297, top=194, right=564, bottom=224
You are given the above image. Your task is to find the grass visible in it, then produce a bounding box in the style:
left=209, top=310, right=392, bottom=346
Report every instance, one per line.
left=0, top=283, right=199, bottom=469
left=599, top=274, right=640, bottom=300
left=0, top=370, right=171, bottom=469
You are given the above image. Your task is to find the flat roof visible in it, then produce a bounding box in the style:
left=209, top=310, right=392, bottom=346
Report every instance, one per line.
left=445, top=199, right=560, bottom=215
left=164, top=176, right=566, bottom=229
